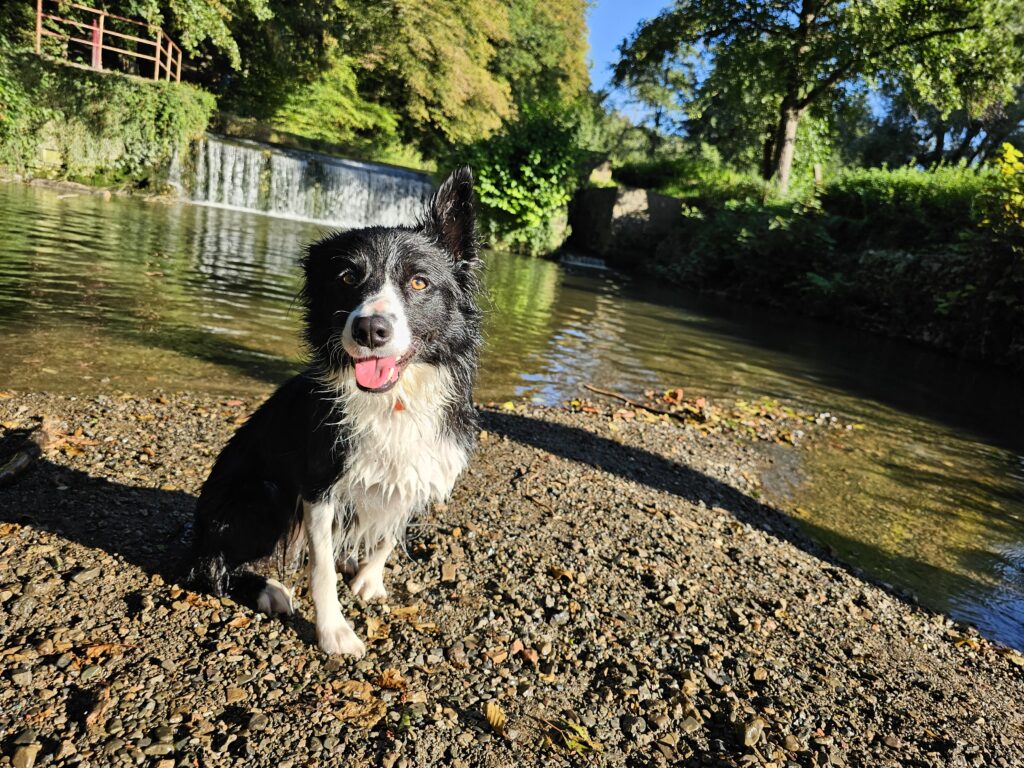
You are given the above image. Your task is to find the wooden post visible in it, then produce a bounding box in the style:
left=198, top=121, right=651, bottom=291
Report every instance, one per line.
left=176, top=45, right=182, bottom=82
left=91, top=13, right=104, bottom=70
left=153, top=28, right=162, bottom=80
left=35, top=0, right=43, bottom=54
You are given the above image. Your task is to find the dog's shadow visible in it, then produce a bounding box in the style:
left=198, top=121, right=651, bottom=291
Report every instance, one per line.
left=2, top=406, right=825, bottom=584
left=4, top=407, right=955, bottom=630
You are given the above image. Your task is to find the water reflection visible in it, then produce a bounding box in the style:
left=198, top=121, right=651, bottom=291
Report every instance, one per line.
left=0, top=182, right=1022, bottom=648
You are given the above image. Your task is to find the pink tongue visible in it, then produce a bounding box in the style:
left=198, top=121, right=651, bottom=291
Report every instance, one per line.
left=354, top=357, right=398, bottom=389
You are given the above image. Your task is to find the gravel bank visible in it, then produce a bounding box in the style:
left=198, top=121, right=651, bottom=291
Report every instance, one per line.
left=1, top=392, right=1022, bottom=768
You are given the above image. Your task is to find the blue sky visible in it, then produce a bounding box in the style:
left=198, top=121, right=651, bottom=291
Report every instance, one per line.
left=587, top=0, right=670, bottom=92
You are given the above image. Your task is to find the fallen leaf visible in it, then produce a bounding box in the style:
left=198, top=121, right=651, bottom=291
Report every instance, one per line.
left=484, top=649, right=508, bottom=665
left=484, top=700, right=507, bottom=735
left=335, top=699, right=386, bottom=728
left=377, top=668, right=406, bottom=690
left=549, top=566, right=575, bottom=582
left=85, top=687, right=112, bottom=731
left=83, top=643, right=124, bottom=659
left=365, top=616, right=390, bottom=641
left=333, top=679, right=373, bottom=701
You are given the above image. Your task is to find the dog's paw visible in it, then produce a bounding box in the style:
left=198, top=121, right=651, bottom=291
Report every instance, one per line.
left=317, top=618, right=366, bottom=657
left=349, top=567, right=387, bottom=602
left=256, top=578, right=294, bottom=615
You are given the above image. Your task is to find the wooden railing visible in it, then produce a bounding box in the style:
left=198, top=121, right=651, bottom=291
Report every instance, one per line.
left=34, top=0, right=183, bottom=82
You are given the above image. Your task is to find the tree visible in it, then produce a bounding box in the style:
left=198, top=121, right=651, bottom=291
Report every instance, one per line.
left=612, top=40, right=692, bottom=153
left=115, top=0, right=272, bottom=69
left=617, top=0, right=1024, bottom=193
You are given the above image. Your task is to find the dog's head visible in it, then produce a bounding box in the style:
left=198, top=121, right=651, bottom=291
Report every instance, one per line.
left=301, top=167, right=481, bottom=393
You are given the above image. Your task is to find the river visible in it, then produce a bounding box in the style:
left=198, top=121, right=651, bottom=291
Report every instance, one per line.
left=1, top=182, right=1022, bottom=648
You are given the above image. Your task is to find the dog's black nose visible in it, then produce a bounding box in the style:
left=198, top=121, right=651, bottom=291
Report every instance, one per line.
left=353, top=315, right=393, bottom=349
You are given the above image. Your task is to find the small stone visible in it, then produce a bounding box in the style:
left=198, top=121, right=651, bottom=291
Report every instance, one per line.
left=226, top=687, right=247, bottom=704
left=447, top=644, right=469, bottom=669
left=143, top=743, right=174, bottom=756
left=12, top=744, right=41, bottom=768
left=11, top=669, right=32, bottom=686
left=883, top=734, right=901, bottom=749
left=248, top=713, right=269, bottom=731
left=13, top=729, right=39, bottom=745
left=743, top=718, right=766, bottom=747
left=681, top=717, right=701, bottom=735
left=80, top=664, right=102, bottom=681
left=784, top=734, right=803, bottom=752
left=72, top=567, right=101, bottom=584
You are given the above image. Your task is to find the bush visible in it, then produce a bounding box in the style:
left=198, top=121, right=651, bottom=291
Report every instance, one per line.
left=613, top=146, right=771, bottom=206
left=650, top=164, right=1024, bottom=367
left=820, top=165, right=992, bottom=249
left=444, top=108, right=584, bottom=255
left=981, top=143, right=1024, bottom=253
left=0, top=44, right=215, bottom=186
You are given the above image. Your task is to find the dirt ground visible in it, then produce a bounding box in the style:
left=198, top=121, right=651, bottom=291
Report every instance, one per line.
left=0, top=391, right=1021, bottom=768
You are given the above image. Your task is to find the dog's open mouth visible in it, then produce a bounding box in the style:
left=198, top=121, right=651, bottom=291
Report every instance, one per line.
left=352, top=352, right=412, bottom=392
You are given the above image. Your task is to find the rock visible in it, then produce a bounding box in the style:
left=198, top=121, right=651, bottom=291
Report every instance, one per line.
left=743, top=718, right=766, bottom=747
left=72, top=567, right=101, bottom=584
left=80, top=664, right=102, bottom=681
left=226, top=686, right=247, bottom=704
left=681, top=717, right=701, bottom=735
left=12, top=743, right=41, bottom=768
left=11, top=669, right=32, bottom=687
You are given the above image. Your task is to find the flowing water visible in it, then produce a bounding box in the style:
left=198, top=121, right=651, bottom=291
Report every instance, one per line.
left=171, top=135, right=434, bottom=228
left=1, top=182, right=1022, bottom=648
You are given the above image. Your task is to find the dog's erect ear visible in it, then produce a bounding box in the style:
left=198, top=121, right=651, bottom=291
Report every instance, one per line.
left=425, top=167, right=477, bottom=263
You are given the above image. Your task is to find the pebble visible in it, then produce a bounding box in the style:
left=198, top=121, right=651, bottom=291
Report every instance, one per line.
left=72, top=567, right=101, bottom=584
left=0, top=393, right=1021, bottom=768
left=12, top=744, right=41, bottom=768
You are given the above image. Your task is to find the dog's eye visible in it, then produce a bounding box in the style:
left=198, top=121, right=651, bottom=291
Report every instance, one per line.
left=410, top=276, right=429, bottom=291
left=340, top=270, right=358, bottom=286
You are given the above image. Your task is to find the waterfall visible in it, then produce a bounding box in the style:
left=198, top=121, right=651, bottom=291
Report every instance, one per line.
left=177, top=135, right=434, bottom=228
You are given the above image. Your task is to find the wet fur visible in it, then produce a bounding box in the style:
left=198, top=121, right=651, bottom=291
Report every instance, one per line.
left=188, top=168, right=480, bottom=653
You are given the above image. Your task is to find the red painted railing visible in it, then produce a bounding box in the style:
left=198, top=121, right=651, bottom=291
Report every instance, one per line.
left=34, top=0, right=183, bottom=82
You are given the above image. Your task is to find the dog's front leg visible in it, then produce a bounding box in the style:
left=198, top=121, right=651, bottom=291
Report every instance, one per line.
left=304, top=499, right=366, bottom=657
left=349, top=536, right=394, bottom=602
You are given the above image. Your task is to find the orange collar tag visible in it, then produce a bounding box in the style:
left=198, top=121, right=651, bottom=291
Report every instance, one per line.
left=394, top=400, right=405, bottom=412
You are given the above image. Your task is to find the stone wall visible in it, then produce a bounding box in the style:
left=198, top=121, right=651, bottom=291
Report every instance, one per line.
left=566, top=186, right=682, bottom=269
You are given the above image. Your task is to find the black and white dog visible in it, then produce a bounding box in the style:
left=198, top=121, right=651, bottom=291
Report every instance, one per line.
left=189, top=168, right=481, bottom=656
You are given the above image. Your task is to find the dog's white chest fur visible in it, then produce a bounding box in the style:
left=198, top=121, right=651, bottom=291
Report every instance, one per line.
left=328, top=363, right=468, bottom=556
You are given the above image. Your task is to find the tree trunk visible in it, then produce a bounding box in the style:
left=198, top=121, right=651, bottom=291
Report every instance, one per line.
left=772, top=102, right=801, bottom=195
left=761, top=135, right=776, bottom=181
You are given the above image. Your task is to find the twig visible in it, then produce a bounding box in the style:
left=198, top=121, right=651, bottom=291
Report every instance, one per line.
left=581, top=383, right=685, bottom=422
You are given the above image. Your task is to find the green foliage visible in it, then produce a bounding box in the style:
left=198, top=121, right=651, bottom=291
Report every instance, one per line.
left=981, top=143, right=1024, bottom=251
left=822, top=165, right=992, bottom=248
left=616, top=0, right=1024, bottom=193
left=650, top=165, right=1024, bottom=366
left=0, top=46, right=214, bottom=186
left=613, top=145, right=771, bottom=205
left=271, top=54, right=400, bottom=149
left=444, top=109, right=584, bottom=254
left=115, top=0, right=272, bottom=69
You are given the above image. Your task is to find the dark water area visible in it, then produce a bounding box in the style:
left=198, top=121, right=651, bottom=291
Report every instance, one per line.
left=1, top=182, right=1022, bottom=649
